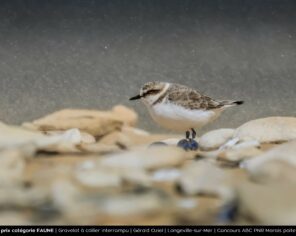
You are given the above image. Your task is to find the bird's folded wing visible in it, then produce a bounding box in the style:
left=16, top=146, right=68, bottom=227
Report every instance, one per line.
left=167, top=85, right=223, bottom=110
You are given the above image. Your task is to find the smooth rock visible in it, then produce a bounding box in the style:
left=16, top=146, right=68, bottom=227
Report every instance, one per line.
left=75, top=166, right=121, bottom=188
left=0, top=187, right=49, bottom=208
left=51, top=179, right=173, bottom=224
left=80, top=132, right=97, bottom=144
left=159, top=138, right=182, bottom=146
left=76, top=160, right=151, bottom=188
left=23, top=107, right=126, bottom=137
left=99, top=126, right=178, bottom=148
left=248, top=160, right=296, bottom=184
left=120, top=169, right=152, bottom=187
left=177, top=198, right=198, bottom=209
left=151, top=169, right=181, bottom=182
left=0, top=213, right=31, bottom=225
left=99, top=191, right=172, bottom=217
left=199, top=129, right=235, bottom=151
left=217, top=147, right=262, bottom=167
left=220, top=139, right=260, bottom=150
left=230, top=140, right=260, bottom=150
left=242, top=140, right=296, bottom=173
left=98, top=131, right=131, bottom=147
left=40, top=129, right=82, bottom=153
left=234, top=116, right=296, bottom=143
left=111, top=105, right=138, bottom=127
left=45, top=129, right=96, bottom=144
left=242, top=140, right=296, bottom=183
left=237, top=182, right=296, bottom=224
left=0, top=122, right=44, bottom=149
left=51, top=180, right=84, bottom=214
left=100, top=146, right=187, bottom=170
left=78, top=143, right=120, bottom=154
left=176, top=196, right=224, bottom=225
left=0, top=122, right=91, bottom=154
left=0, top=149, right=26, bottom=186
left=24, top=156, right=81, bottom=187
left=177, top=161, right=233, bottom=200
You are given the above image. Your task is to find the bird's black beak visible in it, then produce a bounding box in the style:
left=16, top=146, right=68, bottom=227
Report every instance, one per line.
left=129, top=94, right=142, bottom=100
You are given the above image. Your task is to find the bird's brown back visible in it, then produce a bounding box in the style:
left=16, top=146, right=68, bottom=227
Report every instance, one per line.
left=165, top=83, right=224, bottom=110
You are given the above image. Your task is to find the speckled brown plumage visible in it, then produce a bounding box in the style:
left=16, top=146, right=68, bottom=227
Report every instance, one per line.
left=165, top=83, right=225, bottom=110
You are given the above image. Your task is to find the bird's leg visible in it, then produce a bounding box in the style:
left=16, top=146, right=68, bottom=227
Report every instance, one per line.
left=191, top=128, right=196, bottom=140
left=185, top=130, right=190, bottom=140
left=187, top=128, right=198, bottom=150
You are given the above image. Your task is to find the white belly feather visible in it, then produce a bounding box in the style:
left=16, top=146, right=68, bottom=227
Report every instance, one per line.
left=147, top=103, right=221, bottom=132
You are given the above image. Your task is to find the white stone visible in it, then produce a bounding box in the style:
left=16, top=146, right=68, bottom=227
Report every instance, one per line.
left=152, top=169, right=181, bottom=182
left=241, top=140, right=296, bottom=173
left=199, top=129, right=235, bottom=151
left=100, top=146, right=187, bottom=170
left=234, top=116, right=296, bottom=143
left=75, top=168, right=121, bottom=188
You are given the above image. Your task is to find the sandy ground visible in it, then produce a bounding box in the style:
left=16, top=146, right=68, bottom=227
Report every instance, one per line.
left=0, top=0, right=295, bottom=133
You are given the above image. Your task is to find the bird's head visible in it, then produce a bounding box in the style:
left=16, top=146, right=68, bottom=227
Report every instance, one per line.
left=129, top=81, right=168, bottom=106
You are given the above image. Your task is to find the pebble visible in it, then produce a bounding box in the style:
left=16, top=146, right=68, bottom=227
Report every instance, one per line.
left=0, top=111, right=294, bottom=225
left=151, top=169, right=181, bottom=182
left=177, top=139, right=199, bottom=151
left=100, top=146, right=187, bottom=170
left=199, top=129, right=234, bottom=151
left=234, top=116, right=296, bottom=143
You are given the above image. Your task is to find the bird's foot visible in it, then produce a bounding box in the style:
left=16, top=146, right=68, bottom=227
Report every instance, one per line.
left=188, top=138, right=199, bottom=150
left=177, top=138, right=199, bottom=151
left=177, top=129, right=198, bottom=151
left=177, top=129, right=199, bottom=151
left=177, top=139, right=191, bottom=151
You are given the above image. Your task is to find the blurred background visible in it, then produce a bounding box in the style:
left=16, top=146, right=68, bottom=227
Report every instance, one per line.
left=0, top=0, right=295, bottom=133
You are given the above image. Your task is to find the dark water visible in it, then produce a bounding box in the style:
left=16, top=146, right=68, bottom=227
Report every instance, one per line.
left=0, top=0, right=295, bottom=133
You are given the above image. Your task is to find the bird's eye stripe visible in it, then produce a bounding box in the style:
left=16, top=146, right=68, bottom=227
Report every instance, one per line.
left=143, top=89, right=160, bottom=96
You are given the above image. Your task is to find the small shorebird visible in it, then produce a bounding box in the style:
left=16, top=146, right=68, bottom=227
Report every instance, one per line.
left=129, top=81, right=243, bottom=149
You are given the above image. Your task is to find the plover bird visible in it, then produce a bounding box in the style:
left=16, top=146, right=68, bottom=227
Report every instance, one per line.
left=129, top=81, right=243, bottom=150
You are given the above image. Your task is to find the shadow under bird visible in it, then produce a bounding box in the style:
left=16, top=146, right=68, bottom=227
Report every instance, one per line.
left=129, top=81, right=244, bottom=150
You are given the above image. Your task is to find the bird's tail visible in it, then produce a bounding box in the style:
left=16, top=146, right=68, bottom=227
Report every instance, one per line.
left=220, top=100, right=244, bottom=107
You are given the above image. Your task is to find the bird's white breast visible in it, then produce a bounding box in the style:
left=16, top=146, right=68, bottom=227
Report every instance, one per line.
left=146, top=102, right=221, bottom=132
